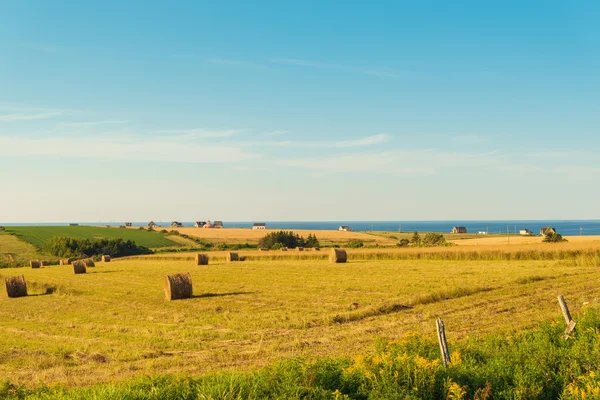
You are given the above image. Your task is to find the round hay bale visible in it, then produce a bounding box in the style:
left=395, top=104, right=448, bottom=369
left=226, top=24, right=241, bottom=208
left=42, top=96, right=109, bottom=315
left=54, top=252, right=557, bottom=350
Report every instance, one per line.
left=195, top=253, right=208, bottom=265
left=101, top=255, right=111, bottom=263
left=40, top=260, right=49, bottom=267
left=297, top=247, right=304, bottom=252
left=5, top=275, right=27, bottom=298
left=227, top=252, right=239, bottom=262
left=73, top=260, right=87, bottom=274
left=314, top=247, right=321, bottom=251
left=281, top=247, right=288, bottom=252
left=59, top=259, right=72, bottom=266
left=30, top=260, right=41, bottom=269
left=330, top=248, right=347, bottom=263
left=83, top=258, right=95, bottom=268
left=165, top=272, right=193, bottom=301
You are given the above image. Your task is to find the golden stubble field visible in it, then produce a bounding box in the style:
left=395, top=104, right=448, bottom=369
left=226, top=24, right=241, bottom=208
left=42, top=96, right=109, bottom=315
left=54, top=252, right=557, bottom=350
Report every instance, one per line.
left=1, top=253, right=600, bottom=388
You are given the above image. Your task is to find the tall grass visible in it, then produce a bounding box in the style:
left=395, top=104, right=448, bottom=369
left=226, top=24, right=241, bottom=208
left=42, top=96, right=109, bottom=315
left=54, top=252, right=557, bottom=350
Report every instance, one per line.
left=6, top=306, right=600, bottom=399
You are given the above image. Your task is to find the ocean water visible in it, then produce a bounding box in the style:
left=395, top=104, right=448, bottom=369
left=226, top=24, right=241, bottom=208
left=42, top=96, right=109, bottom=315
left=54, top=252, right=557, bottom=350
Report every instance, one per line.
left=2, top=220, right=600, bottom=236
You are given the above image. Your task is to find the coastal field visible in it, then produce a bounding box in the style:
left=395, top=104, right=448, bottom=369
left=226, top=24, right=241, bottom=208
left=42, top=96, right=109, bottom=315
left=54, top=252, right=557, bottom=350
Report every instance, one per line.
left=1, top=254, right=599, bottom=391
left=172, top=227, right=399, bottom=246
left=3, top=226, right=184, bottom=250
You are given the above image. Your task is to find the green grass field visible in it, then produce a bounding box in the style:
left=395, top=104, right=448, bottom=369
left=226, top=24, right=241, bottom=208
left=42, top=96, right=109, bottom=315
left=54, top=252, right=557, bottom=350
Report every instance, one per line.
left=4, top=226, right=182, bottom=250
left=1, top=254, right=599, bottom=396
left=0, top=232, right=55, bottom=268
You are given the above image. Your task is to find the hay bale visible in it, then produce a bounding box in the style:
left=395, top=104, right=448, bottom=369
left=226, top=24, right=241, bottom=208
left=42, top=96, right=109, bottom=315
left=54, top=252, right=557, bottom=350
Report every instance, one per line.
left=315, top=247, right=321, bottom=251
left=73, top=260, right=87, bottom=274
left=83, top=258, right=95, bottom=268
left=330, top=248, right=347, bottom=263
left=164, top=272, right=192, bottom=301
left=227, top=252, right=239, bottom=262
left=281, top=247, right=288, bottom=252
left=30, top=260, right=41, bottom=269
left=59, top=259, right=72, bottom=266
left=101, top=255, right=111, bottom=263
left=195, top=253, right=208, bottom=265
left=297, top=247, right=304, bottom=252
left=40, top=260, right=49, bottom=267
left=4, top=275, right=27, bottom=298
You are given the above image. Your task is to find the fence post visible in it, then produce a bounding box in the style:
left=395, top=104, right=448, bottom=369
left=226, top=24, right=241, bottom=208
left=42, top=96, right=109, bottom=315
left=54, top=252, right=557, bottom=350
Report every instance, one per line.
left=558, top=295, right=576, bottom=338
left=436, top=319, right=450, bottom=367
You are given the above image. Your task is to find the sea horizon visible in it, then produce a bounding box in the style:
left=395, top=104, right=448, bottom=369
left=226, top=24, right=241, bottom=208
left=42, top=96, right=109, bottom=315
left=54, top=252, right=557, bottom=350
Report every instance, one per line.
left=2, top=220, right=600, bottom=236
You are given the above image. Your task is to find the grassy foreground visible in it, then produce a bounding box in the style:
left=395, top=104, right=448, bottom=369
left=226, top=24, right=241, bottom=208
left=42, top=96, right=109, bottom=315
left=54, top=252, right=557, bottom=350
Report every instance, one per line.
left=1, top=255, right=600, bottom=392
left=3, top=306, right=600, bottom=399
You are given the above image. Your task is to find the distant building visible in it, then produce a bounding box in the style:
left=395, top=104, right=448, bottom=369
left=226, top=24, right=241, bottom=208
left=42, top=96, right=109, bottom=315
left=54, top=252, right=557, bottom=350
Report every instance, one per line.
left=520, top=228, right=533, bottom=235
left=213, top=221, right=224, bottom=228
left=477, top=231, right=488, bottom=235
left=125, top=222, right=132, bottom=227
left=147, top=221, right=157, bottom=228
left=252, top=223, right=266, bottom=230
left=452, top=226, right=467, bottom=234
left=68, top=223, right=79, bottom=227
left=339, top=225, right=353, bottom=232
left=170, top=221, right=183, bottom=228
left=540, top=226, right=556, bottom=236
left=194, top=221, right=206, bottom=228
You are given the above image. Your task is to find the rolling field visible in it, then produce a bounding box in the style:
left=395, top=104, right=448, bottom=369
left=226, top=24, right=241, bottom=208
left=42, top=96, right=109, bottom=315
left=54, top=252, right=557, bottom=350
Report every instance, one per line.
left=172, top=227, right=398, bottom=246
left=1, top=254, right=599, bottom=391
left=0, top=233, right=55, bottom=268
left=4, top=226, right=183, bottom=250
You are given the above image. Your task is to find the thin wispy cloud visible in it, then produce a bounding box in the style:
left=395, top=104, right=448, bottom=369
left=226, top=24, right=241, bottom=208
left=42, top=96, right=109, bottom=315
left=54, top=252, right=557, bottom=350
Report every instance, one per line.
left=238, top=133, right=390, bottom=149
left=0, top=135, right=260, bottom=164
left=206, top=58, right=272, bottom=70
left=269, top=58, right=400, bottom=78
left=0, top=111, right=63, bottom=121
left=263, top=130, right=289, bottom=137
left=153, top=128, right=242, bottom=139
left=59, top=120, right=130, bottom=128
left=336, top=133, right=390, bottom=147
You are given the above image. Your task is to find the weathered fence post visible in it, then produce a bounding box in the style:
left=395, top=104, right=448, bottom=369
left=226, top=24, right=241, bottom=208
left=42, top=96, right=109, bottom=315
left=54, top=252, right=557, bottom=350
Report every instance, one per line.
left=558, top=295, right=576, bottom=338
left=436, top=319, right=450, bottom=367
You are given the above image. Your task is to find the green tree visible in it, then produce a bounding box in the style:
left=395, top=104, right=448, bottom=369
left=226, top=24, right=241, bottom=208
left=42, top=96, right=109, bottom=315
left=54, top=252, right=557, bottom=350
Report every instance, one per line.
left=543, top=232, right=566, bottom=243
left=410, top=232, right=421, bottom=246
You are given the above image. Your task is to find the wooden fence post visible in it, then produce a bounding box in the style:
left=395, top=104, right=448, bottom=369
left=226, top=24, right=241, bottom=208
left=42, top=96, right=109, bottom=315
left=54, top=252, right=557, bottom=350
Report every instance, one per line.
left=436, top=319, right=450, bottom=367
left=558, top=295, right=576, bottom=338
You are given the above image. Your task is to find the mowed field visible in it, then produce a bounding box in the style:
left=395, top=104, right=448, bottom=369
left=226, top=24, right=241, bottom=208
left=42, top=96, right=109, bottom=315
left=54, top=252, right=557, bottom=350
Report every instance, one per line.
left=173, top=227, right=398, bottom=246
left=5, top=226, right=183, bottom=250
left=1, top=255, right=599, bottom=388
left=0, top=233, right=53, bottom=268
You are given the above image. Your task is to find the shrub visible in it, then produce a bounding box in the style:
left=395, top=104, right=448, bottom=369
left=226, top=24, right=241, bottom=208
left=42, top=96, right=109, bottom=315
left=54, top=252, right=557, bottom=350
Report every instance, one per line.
left=0, top=226, right=5, bottom=231
left=346, top=239, right=364, bottom=248
left=160, top=229, right=168, bottom=234
left=43, top=237, right=151, bottom=258
left=421, top=232, right=448, bottom=247
left=544, top=232, right=567, bottom=243
left=166, top=230, right=180, bottom=236
left=410, top=232, right=421, bottom=246
left=271, top=243, right=284, bottom=250
left=398, top=238, right=410, bottom=247
left=258, top=231, right=306, bottom=250
left=305, top=234, right=320, bottom=248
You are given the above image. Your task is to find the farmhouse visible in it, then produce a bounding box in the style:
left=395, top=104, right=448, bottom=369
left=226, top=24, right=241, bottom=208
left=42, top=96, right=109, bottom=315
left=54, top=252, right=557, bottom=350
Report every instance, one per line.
left=194, top=221, right=206, bottom=228
left=452, top=226, right=468, bottom=234
left=125, top=222, right=132, bottom=227
left=68, top=223, right=79, bottom=227
left=252, top=223, right=266, bottom=230
left=520, top=228, right=533, bottom=235
left=213, top=221, right=224, bottom=228
left=339, top=225, right=353, bottom=232
left=171, top=221, right=183, bottom=228
left=147, top=221, right=157, bottom=228
left=540, top=226, right=556, bottom=236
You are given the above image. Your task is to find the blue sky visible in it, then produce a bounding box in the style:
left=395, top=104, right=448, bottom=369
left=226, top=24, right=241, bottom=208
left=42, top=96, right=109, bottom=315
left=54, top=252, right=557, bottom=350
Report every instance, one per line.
left=1, top=1, right=599, bottom=222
